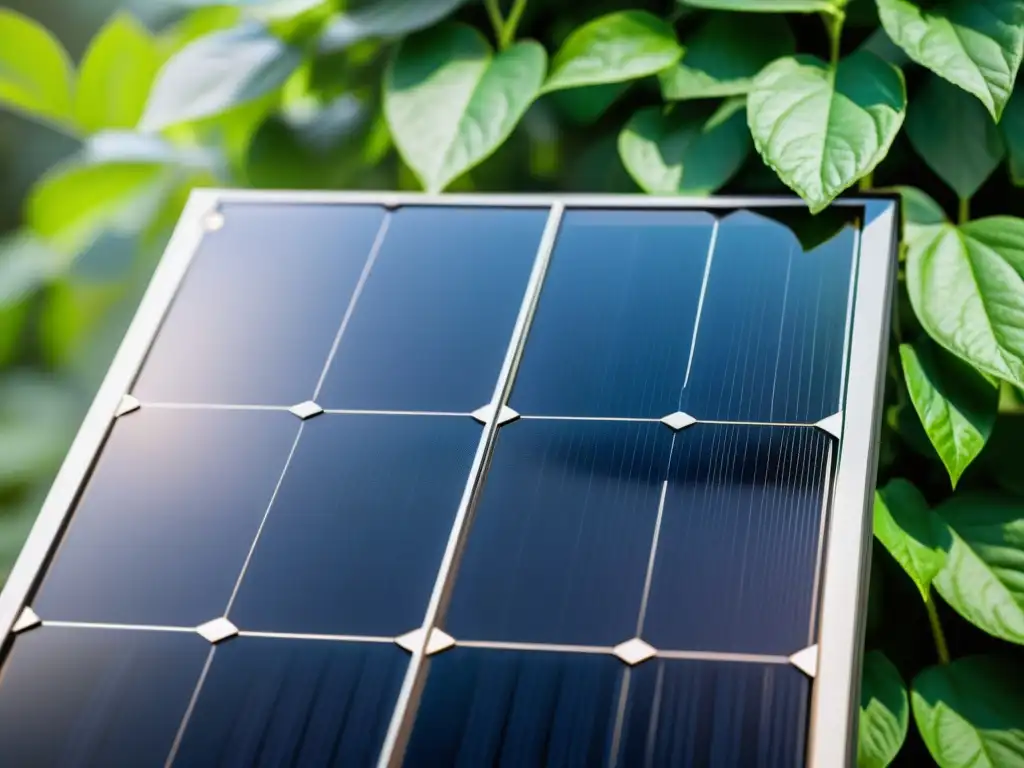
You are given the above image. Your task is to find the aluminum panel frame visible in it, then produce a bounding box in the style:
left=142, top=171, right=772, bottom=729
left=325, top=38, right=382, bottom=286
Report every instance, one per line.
left=0, top=189, right=897, bottom=768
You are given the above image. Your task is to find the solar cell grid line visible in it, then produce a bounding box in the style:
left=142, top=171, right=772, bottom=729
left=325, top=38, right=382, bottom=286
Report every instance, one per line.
left=376, top=203, right=566, bottom=768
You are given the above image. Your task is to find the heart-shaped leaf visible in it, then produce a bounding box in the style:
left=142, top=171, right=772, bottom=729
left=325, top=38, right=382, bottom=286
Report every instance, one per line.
left=901, top=338, right=998, bottom=487
left=141, top=22, right=302, bottom=130
left=618, top=99, right=751, bottom=194
left=932, top=494, right=1024, bottom=644
left=678, top=0, right=842, bottom=13
left=319, top=0, right=467, bottom=52
left=77, top=13, right=161, bottom=133
left=1003, top=87, right=1024, bottom=186
left=385, top=23, right=546, bottom=192
left=906, top=216, right=1024, bottom=389
left=543, top=11, right=682, bottom=93
left=906, top=75, right=1005, bottom=200
left=859, top=651, right=908, bottom=768
left=876, top=0, right=1024, bottom=121
left=0, top=8, right=75, bottom=127
left=747, top=52, right=906, bottom=213
left=874, top=479, right=951, bottom=602
left=659, top=14, right=795, bottom=101
left=912, top=656, right=1024, bottom=767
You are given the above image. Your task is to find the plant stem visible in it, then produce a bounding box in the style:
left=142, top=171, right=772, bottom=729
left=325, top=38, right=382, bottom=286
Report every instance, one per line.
left=501, top=0, right=529, bottom=49
left=826, top=11, right=845, bottom=68
left=958, top=197, right=970, bottom=224
left=484, top=0, right=505, bottom=47
left=859, top=171, right=874, bottom=191
left=925, top=595, right=951, bottom=665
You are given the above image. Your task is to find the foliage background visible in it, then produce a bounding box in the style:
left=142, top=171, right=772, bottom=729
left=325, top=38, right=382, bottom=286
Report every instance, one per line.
left=0, top=0, right=1023, bottom=765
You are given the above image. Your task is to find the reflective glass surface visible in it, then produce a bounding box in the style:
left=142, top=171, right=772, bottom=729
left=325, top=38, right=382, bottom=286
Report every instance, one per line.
left=445, top=420, right=671, bottom=646
left=134, top=204, right=387, bottom=405
left=619, top=660, right=809, bottom=767
left=511, top=211, right=715, bottom=418
left=174, top=639, right=406, bottom=767
left=231, top=414, right=480, bottom=636
left=34, top=410, right=300, bottom=626
left=0, top=627, right=207, bottom=767
left=318, top=207, right=547, bottom=412
left=643, top=425, right=830, bottom=655
left=404, top=649, right=624, bottom=767
left=680, top=213, right=856, bottom=422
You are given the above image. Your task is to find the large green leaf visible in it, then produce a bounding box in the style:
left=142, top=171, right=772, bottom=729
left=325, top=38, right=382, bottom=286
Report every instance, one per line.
left=0, top=233, right=65, bottom=310
left=319, top=0, right=467, bottom=52
left=747, top=52, right=906, bottom=213
left=906, top=217, right=1024, bottom=389
left=679, top=0, right=843, bottom=12
left=933, top=494, right=1024, bottom=644
left=27, top=161, right=173, bottom=257
left=385, top=24, right=546, bottom=193
left=900, top=339, right=998, bottom=487
left=895, top=185, right=947, bottom=235
left=618, top=100, right=751, bottom=195
left=141, top=23, right=302, bottom=131
left=876, top=0, right=1024, bottom=121
left=659, top=14, right=795, bottom=101
left=543, top=11, right=682, bottom=94
left=859, top=651, right=908, bottom=768
left=874, top=479, right=950, bottom=602
left=0, top=8, right=75, bottom=126
left=77, top=13, right=161, bottom=133
left=1004, top=87, right=1024, bottom=186
left=912, top=656, right=1024, bottom=767
left=905, top=75, right=1005, bottom=200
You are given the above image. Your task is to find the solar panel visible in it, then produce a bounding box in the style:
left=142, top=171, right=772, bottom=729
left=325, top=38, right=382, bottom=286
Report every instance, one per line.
left=0, top=192, right=897, bottom=768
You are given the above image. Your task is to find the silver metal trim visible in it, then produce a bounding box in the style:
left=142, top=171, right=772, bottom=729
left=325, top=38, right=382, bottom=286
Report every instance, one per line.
left=659, top=411, right=697, bottom=432
left=288, top=400, right=324, bottom=420
left=790, top=644, right=819, bottom=678
left=11, top=607, right=41, bottom=634
left=0, top=190, right=897, bottom=768
left=377, top=202, right=566, bottom=768
left=612, top=637, right=658, bottom=666
left=808, top=200, right=896, bottom=768
left=814, top=411, right=844, bottom=439
left=114, top=394, right=141, bottom=417
left=196, top=617, right=239, bottom=644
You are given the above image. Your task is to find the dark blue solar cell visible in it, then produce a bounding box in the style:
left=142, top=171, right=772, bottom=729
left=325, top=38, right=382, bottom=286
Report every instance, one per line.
left=445, top=420, right=671, bottom=646
left=318, top=207, right=547, bottom=413
left=511, top=210, right=715, bottom=418
left=404, top=649, right=624, bottom=768
left=134, top=203, right=387, bottom=405
left=618, top=659, right=809, bottom=767
left=679, top=212, right=856, bottom=423
left=231, top=414, right=480, bottom=636
left=173, top=638, right=406, bottom=768
left=34, top=410, right=299, bottom=626
left=643, top=425, right=830, bottom=656
left=0, top=627, right=207, bottom=767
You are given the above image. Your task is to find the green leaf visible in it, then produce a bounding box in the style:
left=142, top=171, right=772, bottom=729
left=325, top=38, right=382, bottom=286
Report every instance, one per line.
left=906, top=75, right=1005, bottom=200
left=28, top=161, right=173, bottom=257
left=76, top=13, right=161, bottom=133
left=141, top=23, right=302, bottom=131
left=0, top=8, right=75, bottom=126
left=912, top=656, right=1024, bottom=767
left=618, top=100, right=751, bottom=195
left=874, top=479, right=950, bottom=602
left=876, top=0, right=1024, bottom=121
left=543, top=11, right=683, bottom=94
left=319, top=0, right=467, bottom=52
left=384, top=24, right=546, bottom=193
left=659, top=14, right=795, bottom=101
left=905, top=216, right=1024, bottom=389
left=747, top=52, right=906, bottom=213
left=900, top=339, right=998, bottom=487
left=933, top=494, right=1024, bottom=644
left=0, top=372, right=80, bottom=488
left=859, top=651, right=908, bottom=768
left=895, top=185, right=947, bottom=235
left=0, top=233, right=65, bottom=310
left=548, top=82, right=631, bottom=126
left=678, top=0, right=842, bottom=13
left=1003, top=87, right=1024, bottom=186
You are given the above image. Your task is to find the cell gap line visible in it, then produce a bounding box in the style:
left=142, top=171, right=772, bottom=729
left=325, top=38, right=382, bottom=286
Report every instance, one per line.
left=682, top=218, right=720, bottom=389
